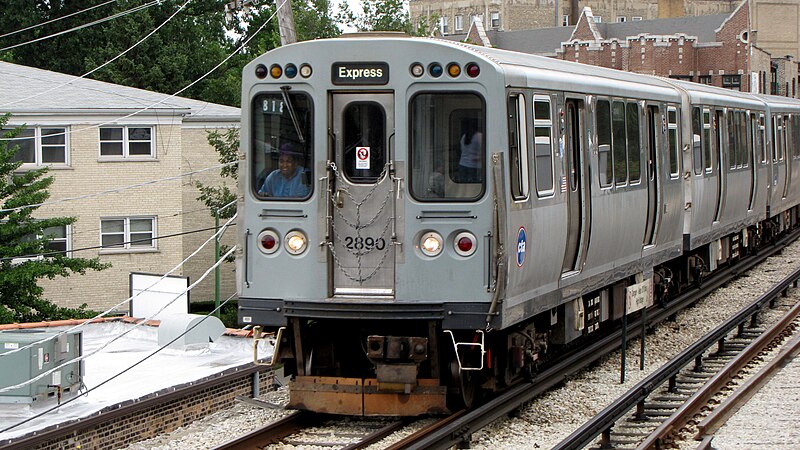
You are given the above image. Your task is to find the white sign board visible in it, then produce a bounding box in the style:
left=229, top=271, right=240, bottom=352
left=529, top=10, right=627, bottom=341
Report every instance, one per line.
left=625, top=279, right=652, bottom=314
left=355, top=146, right=370, bottom=169
left=129, top=273, right=189, bottom=320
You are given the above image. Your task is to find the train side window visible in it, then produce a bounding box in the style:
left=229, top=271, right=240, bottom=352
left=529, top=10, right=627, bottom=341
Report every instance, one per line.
left=507, top=94, right=530, bottom=200
left=626, top=102, right=641, bottom=183
left=668, top=106, right=680, bottom=178
left=692, top=107, right=703, bottom=175
left=758, top=113, right=766, bottom=164
left=776, top=116, right=785, bottom=162
left=533, top=95, right=554, bottom=195
left=612, top=100, right=628, bottom=185
left=794, top=115, right=800, bottom=158
left=596, top=99, right=613, bottom=187
left=727, top=110, right=737, bottom=169
left=703, top=109, right=712, bottom=172
left=739, top=111, right=748, bottom=167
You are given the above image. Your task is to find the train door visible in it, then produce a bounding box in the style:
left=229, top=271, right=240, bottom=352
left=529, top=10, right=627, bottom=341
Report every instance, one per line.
left=329, top=92, right=396, bottom=297
left=714, top=109, right=726, bottom=222
left=561, top=98, right=590, bottom=274
left=644, top=105, right=660, bottom=247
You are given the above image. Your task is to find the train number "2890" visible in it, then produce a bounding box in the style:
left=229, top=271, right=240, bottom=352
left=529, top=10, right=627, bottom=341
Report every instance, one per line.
left=344, top=236, right=386, bottom=250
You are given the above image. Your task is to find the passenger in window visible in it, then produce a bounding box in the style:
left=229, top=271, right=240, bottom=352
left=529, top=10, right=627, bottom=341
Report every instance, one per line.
left=458, top=123, right=483, bottom=183
left=258, top=143, right=310, bottom=198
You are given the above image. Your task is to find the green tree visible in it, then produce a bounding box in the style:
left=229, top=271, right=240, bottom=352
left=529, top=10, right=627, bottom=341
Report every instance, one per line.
left=0, top=115, right=108, bottom=324
left=196, top=127, right=239, bottom=220
left=0, top=0, right=341, bottom=106
left=337, top=0, right=435, bottom=35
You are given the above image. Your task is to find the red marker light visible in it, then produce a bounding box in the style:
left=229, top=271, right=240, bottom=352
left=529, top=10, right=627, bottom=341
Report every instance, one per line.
left=465, top=63, right=480, bottom=78
left=457, top=236, right=473, bottom=253
left=261, top=234, right=276, bottom=250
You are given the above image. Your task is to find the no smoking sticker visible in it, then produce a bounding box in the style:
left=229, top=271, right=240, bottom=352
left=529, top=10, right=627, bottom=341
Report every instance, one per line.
left=356, top=146, right=370, bottom=170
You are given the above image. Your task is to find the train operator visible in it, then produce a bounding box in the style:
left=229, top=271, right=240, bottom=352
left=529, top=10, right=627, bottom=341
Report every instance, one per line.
left=258, top=143, right=310, bottom=198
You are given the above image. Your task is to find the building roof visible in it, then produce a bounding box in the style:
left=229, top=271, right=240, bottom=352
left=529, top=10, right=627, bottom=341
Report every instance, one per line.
left=447, top=13, right=730, bottom=55
left=0, top=61, right=239, bottom=121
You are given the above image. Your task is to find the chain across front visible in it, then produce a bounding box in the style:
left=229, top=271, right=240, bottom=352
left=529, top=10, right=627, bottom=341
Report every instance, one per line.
left=327, top=161, right=395, bottom=284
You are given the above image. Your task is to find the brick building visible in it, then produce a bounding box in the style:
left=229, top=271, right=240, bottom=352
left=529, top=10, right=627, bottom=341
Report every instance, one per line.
left=412, top=0, right=800, bottom=60
left=455, top=2, right=799, bottom=97
left=0, top=62, right=239, bottom=313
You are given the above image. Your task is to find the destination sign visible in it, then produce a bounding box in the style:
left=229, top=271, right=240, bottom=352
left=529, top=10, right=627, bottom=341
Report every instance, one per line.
left=332, top=62, right=389, bottom=85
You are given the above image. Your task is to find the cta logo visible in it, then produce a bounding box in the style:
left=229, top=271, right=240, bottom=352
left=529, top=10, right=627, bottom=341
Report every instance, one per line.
left=516, top=227, right=527, bottom=267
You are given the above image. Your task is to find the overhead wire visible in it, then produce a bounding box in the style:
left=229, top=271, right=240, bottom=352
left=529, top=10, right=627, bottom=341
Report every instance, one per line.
left=0, top=290, right=240, bottom=434
left=0, top=203, right=237, bottom=359
left=0, top=0, right=284, bottom=143
left=0, top=0, right=164, bottom=53
left=0, top=0, right=192, bottom=109
left=0, top=0, right=120, bottom=40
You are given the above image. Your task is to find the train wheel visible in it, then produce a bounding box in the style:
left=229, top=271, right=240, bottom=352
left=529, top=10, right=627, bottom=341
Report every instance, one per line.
left=448, top=361, right=477, bottom=410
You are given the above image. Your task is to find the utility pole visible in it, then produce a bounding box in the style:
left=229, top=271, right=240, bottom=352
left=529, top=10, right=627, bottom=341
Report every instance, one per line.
left=275, top=0, right=297, bottom=45
left=226, top=0, right=297, bottom=46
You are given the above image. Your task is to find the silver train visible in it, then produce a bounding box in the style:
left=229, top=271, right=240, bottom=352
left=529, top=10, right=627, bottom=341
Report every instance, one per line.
left=237, top=34, right=800, bottom=416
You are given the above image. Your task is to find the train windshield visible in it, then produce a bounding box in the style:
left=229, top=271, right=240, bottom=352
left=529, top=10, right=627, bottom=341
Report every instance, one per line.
left=410, top=93, right=486, bottom=201
left=252, top=92, right=313, bottom=200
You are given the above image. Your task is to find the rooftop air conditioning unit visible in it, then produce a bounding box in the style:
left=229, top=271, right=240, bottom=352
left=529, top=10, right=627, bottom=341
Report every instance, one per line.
left=0, top=329, right=83, bottom=404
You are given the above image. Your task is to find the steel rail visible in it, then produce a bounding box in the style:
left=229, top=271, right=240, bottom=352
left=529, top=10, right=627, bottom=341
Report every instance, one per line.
left=552, top=230, right=800, bottom=450
left=636, top=299, right=800, bottom=449
left=212, top=411, right=313, bottom=450
left=695, top=328, right=800, bottom=439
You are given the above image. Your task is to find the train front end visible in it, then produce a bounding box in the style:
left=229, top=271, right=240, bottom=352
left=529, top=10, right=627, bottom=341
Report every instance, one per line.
left=238, top=36, right=505, bottom=415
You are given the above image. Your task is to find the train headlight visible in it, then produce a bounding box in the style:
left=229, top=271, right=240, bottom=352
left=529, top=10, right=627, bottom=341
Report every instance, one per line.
left=300, top=64, right=312, bottom=78
left=454, top=231, right=477, bottom=257
left=257, top=229, right=280, bottom=254
left=410, top=63, right=424, bottom=77
left=285, top=230, right=308, bottom=255
left=420, top=232, right=443, bottom=257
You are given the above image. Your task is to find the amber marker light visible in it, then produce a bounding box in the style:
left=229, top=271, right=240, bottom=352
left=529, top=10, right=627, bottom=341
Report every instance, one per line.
left=447, top=63, right=461, bottom=77
left=270, top=64, right=282, bottom=78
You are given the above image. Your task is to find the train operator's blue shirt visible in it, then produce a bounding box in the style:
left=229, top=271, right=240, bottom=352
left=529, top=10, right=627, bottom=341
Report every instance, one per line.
left=259, top=167, right=309, bottom=198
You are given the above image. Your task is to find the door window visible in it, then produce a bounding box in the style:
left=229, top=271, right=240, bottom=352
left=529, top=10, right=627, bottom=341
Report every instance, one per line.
left=343, top=102, right=386, bottom=183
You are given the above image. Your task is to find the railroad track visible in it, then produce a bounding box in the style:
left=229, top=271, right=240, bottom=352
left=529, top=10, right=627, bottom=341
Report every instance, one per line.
left=213, top=412, right=408, bottom=450
left=552, top=263, right=800, bottom=450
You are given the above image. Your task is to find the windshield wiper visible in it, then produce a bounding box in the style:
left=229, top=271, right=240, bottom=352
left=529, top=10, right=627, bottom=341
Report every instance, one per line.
left=281, top=86, right=305, bottom=144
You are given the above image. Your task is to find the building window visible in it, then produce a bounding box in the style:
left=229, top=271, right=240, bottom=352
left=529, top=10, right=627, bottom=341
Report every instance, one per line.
left=490, top=12, right=500, bottom=28
left=562, top=15, right=570, bottom=26
left=99, top=126, right=154, bottom=158
left=594, top=16, right=602, bottom=23
left=722, top=75, right=741, bottom=91
left=632, top=16, right=643, bottom=21
left=1, top=126, right=68, bottom=166
left=617, top=16, right=626, bottom=22
left=101, top=217, right=156, bottom=250
left=12, top=224, right=71, bottom=263
left=440, top=16, right=448, bottom=34
left=698, top=75, right=712, bottom=85
left=454, top=15, right=463, bottom=31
